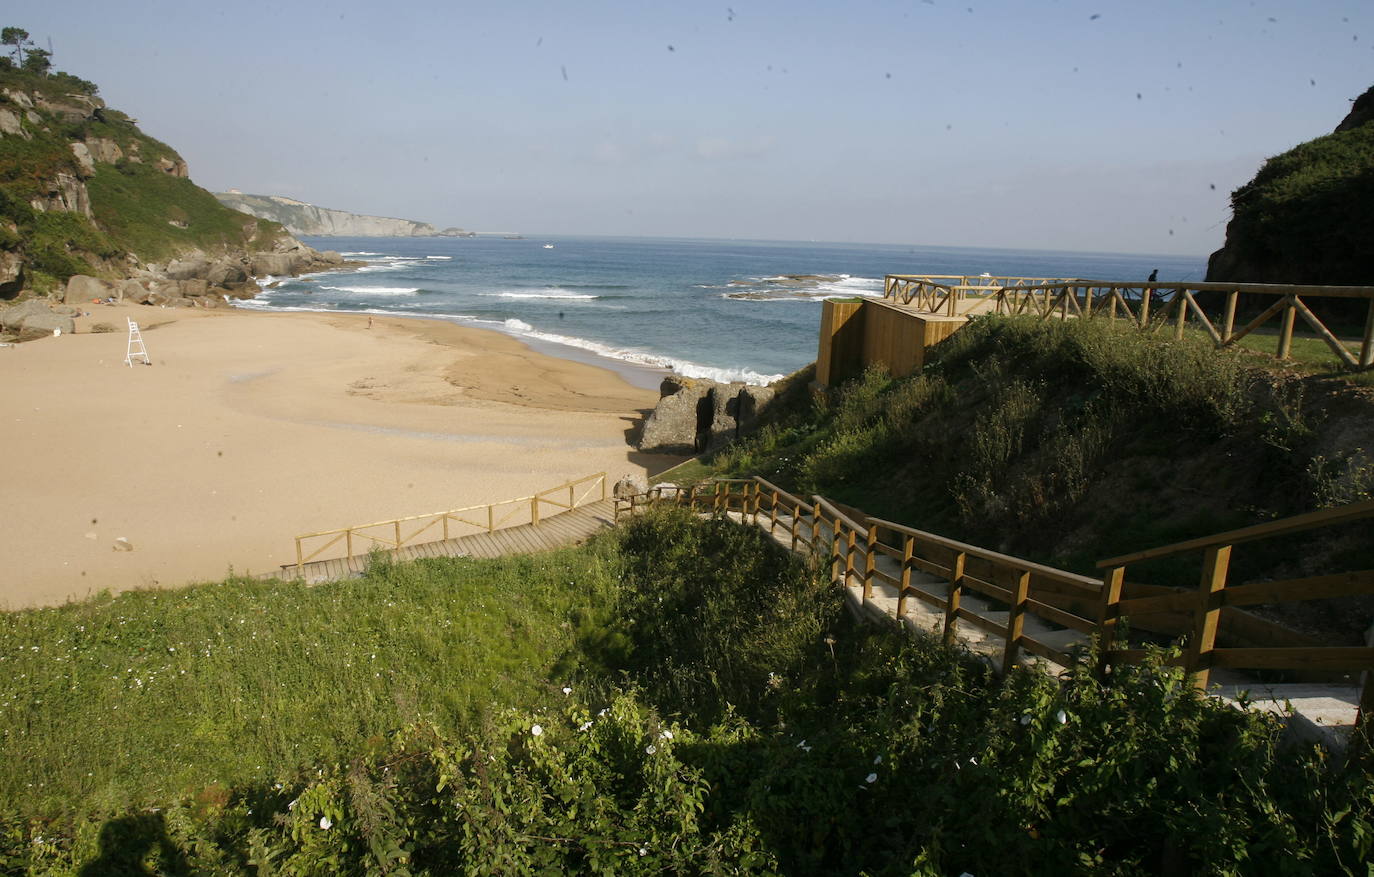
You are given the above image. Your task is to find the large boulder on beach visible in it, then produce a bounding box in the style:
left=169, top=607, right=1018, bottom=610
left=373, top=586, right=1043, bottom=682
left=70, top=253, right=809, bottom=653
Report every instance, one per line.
left=206, top=260, right=249, bottom=286
left=18, top=310, right=74, bottom=338
left=164, top=258, right=210, bottom=281
left=118, top=279, right=150, bottom=303
left=637, top=376, right=776, bottom=455
left=64, top=275, right=110, bottom=304
left=0, top=298, right=53, bottom=331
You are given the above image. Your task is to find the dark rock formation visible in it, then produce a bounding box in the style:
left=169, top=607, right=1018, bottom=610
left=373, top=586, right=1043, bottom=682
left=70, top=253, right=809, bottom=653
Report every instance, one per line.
left=1206, top=84, right=1374, bottom=287
left=637, top=376, right=775, bottom=455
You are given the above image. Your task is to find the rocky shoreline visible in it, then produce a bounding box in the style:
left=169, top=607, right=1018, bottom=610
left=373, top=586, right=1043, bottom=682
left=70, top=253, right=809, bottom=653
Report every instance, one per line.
left=0, top=241, right=357, bottom=343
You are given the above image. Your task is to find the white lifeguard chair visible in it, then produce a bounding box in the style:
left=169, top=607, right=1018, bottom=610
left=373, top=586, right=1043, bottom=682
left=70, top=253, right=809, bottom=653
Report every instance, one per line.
left=124, top=318, right=150, bottom=366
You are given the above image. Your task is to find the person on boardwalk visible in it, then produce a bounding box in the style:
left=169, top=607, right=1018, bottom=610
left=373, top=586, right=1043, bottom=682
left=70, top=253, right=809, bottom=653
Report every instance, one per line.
left=1148, top=269, right=1158, bottom=282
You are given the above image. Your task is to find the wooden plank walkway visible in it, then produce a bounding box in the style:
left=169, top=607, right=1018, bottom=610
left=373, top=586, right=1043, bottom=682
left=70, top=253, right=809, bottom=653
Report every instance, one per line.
left=260, top=499, right=616, bottom=585
left=720, top=505, right=1365, bottom=753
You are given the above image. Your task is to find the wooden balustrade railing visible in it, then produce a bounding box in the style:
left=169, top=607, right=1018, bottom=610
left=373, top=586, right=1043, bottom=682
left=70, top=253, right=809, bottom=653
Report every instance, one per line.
left=617, top=475, right=1374, bottom=741
left=991, top=280, right=1374, bottom=369
left=884, top=274, right=1073, bottom=317
left=295, top=472, right=607, bottom=571
left=883, top=275, right=1374, bottom=369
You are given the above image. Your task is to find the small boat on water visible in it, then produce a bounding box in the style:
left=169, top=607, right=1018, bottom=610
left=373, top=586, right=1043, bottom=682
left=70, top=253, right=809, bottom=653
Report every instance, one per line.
left=543, top=244, right=555, bottom=249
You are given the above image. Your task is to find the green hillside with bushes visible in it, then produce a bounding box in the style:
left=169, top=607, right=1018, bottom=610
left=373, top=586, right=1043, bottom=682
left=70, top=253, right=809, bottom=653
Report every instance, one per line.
left=2, top=510, right=1371, bottom=874
left=0, top=50, right=282, bottom=295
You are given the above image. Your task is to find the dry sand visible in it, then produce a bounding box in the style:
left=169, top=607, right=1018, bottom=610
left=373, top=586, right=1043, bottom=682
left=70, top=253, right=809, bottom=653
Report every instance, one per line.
left=0, top=304, right=682, bottom=608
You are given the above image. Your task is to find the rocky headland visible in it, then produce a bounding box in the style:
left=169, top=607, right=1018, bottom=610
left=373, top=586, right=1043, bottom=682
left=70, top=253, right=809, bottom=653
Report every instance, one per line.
left=0, top=64, right=357, bottom=343
left=215, top=192, right=471, bottom=238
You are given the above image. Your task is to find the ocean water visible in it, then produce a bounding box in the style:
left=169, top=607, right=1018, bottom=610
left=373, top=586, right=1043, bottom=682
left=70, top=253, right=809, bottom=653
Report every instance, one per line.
left=238, top=235, right=1207, bottom=387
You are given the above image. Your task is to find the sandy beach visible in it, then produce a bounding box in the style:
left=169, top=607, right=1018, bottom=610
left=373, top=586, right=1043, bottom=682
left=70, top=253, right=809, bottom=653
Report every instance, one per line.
left=0, top=304, right=680, bottom=608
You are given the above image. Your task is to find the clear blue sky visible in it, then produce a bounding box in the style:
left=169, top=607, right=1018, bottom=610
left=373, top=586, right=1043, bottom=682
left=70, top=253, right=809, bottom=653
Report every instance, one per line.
left=10, top=0, right=1373, bottom=255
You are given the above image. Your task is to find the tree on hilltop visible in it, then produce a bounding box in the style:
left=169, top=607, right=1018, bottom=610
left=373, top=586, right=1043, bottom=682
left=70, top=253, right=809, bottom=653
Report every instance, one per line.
left=21, top=47, right=50, bottom=76
left=1, top=27, right=32, bottom=66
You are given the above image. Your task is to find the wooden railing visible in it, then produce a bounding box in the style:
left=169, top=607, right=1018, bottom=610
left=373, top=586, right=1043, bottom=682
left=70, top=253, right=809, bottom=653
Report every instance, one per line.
left=992, top=280, right=1374, bottom=369
left=617, top=476, right=1374, bottom=741
left=295, top=472, right=607, bottom=571
left=884, top=275, right=1075, bottom=317
left=1097, top=499, right=1374, bottom=708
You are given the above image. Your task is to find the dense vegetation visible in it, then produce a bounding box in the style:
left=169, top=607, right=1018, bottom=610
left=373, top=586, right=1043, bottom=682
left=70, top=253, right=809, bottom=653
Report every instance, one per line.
left=1207, top=84, right=1374, bottom=286
left=709, top=317, right=1374, bottom=627
left=1, top=509, right=1372, bottom=874
left=0, top=55, right=281, bottom=294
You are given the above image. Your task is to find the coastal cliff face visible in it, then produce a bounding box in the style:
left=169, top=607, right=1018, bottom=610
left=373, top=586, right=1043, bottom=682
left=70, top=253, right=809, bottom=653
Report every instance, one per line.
left=1206, top=84, right=1374, bottom=285
left=0, top=61, right=349, bottom=330
left=214, top=191, right=469, bottom=238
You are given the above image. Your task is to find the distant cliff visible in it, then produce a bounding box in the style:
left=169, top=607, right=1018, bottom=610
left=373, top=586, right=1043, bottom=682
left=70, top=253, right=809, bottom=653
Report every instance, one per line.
left=214, top=192, right=470, bottom=238
left=1206, top=85, right=1374, bottom=285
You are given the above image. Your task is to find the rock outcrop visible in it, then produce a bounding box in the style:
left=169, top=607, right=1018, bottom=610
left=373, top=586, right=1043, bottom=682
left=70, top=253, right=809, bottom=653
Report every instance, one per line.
left=1206, top=84, right=1374, bottom=287
left=215, top=191, right=468, bottom=238
left=637, top=376, right=775, bottom=455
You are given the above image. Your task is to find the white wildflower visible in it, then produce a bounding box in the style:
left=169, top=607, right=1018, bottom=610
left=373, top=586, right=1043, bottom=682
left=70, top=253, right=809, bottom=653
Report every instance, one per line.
left=287, top=798, right=298, bottom=811
left=578, top=721, right=592, bottom=732
left=319, top=816, right=332, bottom=830
left=969, top=757, right=977, bottom=766
left=1019, top=714, right=1031, bottom=726
left=865, top=772, right=878, bottom=784
left=659, top=730, right=673, bottom=740
left=638, top=847, right=648, bottom=856
left=872, top=755, right=882, bottom=765
left=645, top=744, right=657, bottom=755
left=562, top=686, right=572, bottom=695
left=531, top=724, right=543, bottom=737
left=1056, top=709, right=1068, bottom=725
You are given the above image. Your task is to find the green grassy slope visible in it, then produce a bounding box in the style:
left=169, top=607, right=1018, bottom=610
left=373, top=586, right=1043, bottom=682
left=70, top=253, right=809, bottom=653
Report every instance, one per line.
left=0, top=65, right=284, bottom=293
left=2, top=510, right=1370, bottom=874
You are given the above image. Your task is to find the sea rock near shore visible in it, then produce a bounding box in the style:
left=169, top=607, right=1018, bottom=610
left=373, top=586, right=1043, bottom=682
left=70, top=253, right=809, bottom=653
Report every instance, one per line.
left=637, top=376, right=775, bottom=455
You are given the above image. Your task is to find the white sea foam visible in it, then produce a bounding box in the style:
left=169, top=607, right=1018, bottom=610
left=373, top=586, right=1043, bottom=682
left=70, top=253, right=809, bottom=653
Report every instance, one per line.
left=340, top=251, right=383, bottom=256
left=496, top=324, right=782, bottom=385
left=484, top=290, right=598, bottom=300
left=425, top=255, right=452, bottom=260
left=318, top=286, right=421, bottom=295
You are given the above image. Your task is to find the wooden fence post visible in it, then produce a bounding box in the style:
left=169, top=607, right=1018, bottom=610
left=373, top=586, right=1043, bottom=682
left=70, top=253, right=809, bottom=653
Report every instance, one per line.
left=789, top=499, right=800, bottom=550
left=897, top=535, right=914, bottom=617
left=346, top=530, right=353, bottom=558
left=830, top=516, right=843, bottom=584
left=488, top=505, right=495, bottom=532
left=394, top=520, right=402, bottom=548
left=296, top=539, right=304, bottom=574
left=811, top=499, right=822, bottom=547
left=862, top=523, right=877, bottom=599
left=1222, top=291, right=1238, bottom=345
left=532, top=496, right=540, bottom=527
left=1187, top=545, right=1233, bottom=690
left=1140, top=288, right=1152, bottom=327
left=1174, top=292, right=1187, bottom=340
left=1002, top=569, right=1032, bottom=676
left=942, top=551, right=966, bottom=648
left=1277, top=297, right=1297, bottom=360
left=1097, top=565, right=1125, bottom=678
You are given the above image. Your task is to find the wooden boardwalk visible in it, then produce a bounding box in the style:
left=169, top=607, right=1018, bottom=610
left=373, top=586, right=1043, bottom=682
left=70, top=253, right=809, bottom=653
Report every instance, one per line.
left=261, top=499, right=616, bottom=585
left=622, top=482, right=1370, bottom=754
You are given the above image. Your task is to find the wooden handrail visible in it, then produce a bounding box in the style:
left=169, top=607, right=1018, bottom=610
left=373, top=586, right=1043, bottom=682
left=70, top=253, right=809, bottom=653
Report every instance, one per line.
left=1097, top=498, right=1374, bottom=567
left=295, top=472, right=606, bottom=570
left=620, top=477, right=1374, bottom=747
left=870, top=517, right=1101, bottom=590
